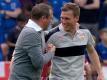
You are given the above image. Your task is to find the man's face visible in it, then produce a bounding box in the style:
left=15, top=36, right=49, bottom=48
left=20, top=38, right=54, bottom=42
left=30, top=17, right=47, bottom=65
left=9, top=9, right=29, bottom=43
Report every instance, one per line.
left=100, top=32, right=107, bottom=42
left=60, top=10, right=79, bottom=32
left=17, top=21, right=27, bottom=29
left=43, top=9, right=53, bottom=30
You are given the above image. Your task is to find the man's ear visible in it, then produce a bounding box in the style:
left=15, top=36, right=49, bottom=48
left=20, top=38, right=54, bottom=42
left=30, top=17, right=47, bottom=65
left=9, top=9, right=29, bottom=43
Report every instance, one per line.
left=76, top=16, right=79, bottom=22
left=42, top=16, right=47, bottom=20
left=40, top=16, right=45, bottom=20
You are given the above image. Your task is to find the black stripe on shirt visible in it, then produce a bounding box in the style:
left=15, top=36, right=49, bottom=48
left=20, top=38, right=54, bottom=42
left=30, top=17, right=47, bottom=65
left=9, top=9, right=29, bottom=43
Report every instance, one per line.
left=45, top=27, right=59, bottom=42
left=55, top=45, right=86, bottom=57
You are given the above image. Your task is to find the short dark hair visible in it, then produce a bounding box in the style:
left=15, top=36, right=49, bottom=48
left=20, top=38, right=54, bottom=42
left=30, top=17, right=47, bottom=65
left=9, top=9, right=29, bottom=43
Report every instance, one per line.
left=31, top=3, right=52, bottom=20
left=17, top=13, right=28, bottom=22
left=61, top=3, right=80, bottom=17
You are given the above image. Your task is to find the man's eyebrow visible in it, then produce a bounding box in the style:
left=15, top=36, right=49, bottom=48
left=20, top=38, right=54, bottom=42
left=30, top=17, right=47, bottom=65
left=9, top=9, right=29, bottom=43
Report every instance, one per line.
left=60, top=17, right=70, bottom=20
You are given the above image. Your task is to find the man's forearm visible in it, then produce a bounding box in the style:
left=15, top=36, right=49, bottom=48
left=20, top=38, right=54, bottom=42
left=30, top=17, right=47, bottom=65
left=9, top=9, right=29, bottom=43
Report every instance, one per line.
left=89, top=51, right=102, bottom=74
left=5, top=8, right=22, bottom=18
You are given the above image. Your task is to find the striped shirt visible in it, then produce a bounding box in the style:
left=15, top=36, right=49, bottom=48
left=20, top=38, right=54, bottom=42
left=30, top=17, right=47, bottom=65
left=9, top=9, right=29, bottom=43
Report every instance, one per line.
left=46, top=24, right=95, bottom=80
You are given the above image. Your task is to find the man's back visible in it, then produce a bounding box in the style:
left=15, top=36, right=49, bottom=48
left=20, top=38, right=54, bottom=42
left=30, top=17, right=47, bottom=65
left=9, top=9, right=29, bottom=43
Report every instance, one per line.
left=9, top=27, right=43, bottom=80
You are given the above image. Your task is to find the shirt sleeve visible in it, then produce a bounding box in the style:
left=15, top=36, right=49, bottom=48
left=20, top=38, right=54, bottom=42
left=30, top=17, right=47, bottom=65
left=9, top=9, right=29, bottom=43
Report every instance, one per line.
left=87, top=30, right=95, bottom=46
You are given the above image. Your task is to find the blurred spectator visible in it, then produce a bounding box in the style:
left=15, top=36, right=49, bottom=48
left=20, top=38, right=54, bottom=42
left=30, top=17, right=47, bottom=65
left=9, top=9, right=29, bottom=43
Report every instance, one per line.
left=0, top=5, right=7, bottom=61
left=74, top=0, right=100, bottom=42
left=0, top=48, right=3, bottom=61
left=31, top=0, right=47, bottom=6
left=19, top=0, right=33, bottom=18
left=0, top=0, right=22, bottom=61
left=96, top=28, right=107, bottom=80
left=19, top=0, right=47, bottom=18
left=7, top=13, right=28, bottom=61
left=0, top=0, right=22, bottom=30
left=99, top=0, right=107, bottom=30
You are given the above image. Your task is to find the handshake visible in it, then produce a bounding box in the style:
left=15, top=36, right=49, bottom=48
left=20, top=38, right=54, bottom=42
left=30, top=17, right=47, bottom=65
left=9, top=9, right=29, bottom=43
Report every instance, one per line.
left=46, top=44, right=56, bottom=53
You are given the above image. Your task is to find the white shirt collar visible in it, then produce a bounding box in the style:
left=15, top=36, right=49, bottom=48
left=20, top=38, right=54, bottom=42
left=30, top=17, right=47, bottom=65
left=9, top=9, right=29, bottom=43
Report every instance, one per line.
left=58, top=23, right=65, bottom=32
left=25, top=19, right=42, bottom=31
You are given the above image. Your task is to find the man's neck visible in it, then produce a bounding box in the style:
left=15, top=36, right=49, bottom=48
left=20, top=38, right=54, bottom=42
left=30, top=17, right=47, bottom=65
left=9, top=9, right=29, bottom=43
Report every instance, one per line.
left=32, top=19, right=44, bottom=30
left=69, top=29, right=77, bottom=34
left=69, top=24, right=79, bottom=34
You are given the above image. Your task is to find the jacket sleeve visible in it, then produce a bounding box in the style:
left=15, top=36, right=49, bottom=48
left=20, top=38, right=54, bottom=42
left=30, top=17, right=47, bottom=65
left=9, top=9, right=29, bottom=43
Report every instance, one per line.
left=23, top=32, right=54, bottom=69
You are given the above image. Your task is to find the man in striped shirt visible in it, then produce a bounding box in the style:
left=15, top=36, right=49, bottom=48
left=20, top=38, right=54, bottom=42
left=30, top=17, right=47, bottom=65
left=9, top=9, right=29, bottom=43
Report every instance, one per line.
left=46, top=3, right=104, bottom=80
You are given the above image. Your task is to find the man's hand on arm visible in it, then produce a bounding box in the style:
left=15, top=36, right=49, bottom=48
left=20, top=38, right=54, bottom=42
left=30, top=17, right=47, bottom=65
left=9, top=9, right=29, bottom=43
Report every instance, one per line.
left=47, top=43, right=56, bottom=53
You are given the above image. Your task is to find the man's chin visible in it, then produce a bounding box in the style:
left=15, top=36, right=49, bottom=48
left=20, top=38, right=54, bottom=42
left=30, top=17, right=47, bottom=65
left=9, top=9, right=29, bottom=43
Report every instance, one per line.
left=64, top=28, right=70, bottom=32
left=43, top=26, right=48, bottom=30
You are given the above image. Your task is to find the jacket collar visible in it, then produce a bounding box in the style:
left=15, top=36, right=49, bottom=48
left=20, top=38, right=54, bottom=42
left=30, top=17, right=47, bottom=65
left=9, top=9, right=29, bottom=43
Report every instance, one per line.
left=25, top=19, right=42, bottom=31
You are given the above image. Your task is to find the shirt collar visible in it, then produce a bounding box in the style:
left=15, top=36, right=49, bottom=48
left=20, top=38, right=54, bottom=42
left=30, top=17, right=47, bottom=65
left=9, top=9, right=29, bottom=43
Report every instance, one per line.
left=25, top=19, right=42, bottom=31
left=59, top=23, right=79, bottom=33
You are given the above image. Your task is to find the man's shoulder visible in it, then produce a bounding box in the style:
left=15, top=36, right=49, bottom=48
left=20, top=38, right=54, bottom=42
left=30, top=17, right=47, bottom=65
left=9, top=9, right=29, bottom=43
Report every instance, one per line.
left=22, top=27, right=38, bottom=33
left=19, top=27, right=41, bottom=39
left=79, top=28, right=91, bottom=34
left=79, top=25, right=91, bottom=32
left=45, top=26, right=60, bottom=42
left=48, top=26, right=60, bottom=35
